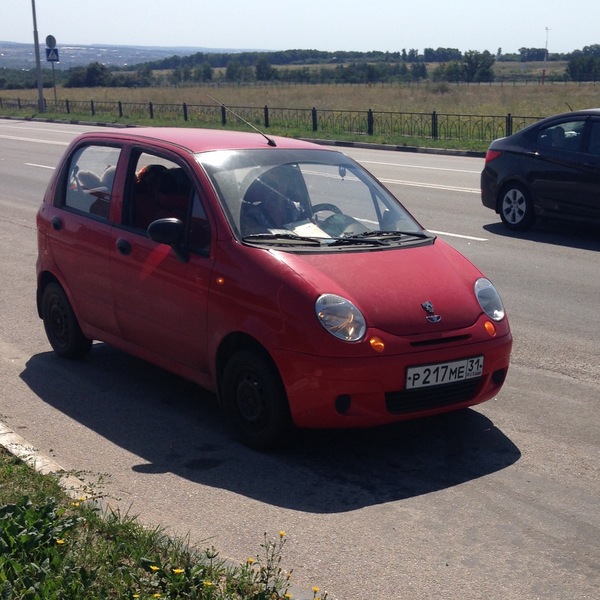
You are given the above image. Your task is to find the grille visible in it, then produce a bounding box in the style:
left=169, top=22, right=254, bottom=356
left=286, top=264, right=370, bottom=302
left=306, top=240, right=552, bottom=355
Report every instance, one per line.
left=385, top=378, right=481, bottom=414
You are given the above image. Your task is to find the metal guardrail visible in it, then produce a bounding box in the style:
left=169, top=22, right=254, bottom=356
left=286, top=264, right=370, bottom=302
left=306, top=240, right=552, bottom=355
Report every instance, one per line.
left=0, top=96, right=542, bottom=142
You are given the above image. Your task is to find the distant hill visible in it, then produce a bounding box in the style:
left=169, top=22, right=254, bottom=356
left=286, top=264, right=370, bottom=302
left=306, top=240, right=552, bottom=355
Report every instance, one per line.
left=0, top=41, right=253, bottom=70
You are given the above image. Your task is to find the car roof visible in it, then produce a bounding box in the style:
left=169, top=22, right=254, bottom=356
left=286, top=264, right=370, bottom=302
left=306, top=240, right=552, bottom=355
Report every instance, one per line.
left=77, top=127, right=320, bottom=153
left=533, top=108, right=600, bottom=126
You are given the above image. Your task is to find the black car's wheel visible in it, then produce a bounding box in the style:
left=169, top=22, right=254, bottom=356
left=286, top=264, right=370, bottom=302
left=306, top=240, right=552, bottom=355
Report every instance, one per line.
left=499, top=183, right=535, bottom=231
left=41, top=282, right=92, bottom=359
left=221, top=350, right=292, bottom=450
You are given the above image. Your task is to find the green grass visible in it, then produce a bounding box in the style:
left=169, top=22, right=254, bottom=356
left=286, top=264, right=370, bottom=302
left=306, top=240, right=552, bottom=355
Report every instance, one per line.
left=0, top=448, right=324, bottom=600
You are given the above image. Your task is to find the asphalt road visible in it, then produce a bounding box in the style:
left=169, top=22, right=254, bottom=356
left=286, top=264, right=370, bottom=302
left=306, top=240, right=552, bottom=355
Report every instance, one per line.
left=1, top=119, right=598, bottom=600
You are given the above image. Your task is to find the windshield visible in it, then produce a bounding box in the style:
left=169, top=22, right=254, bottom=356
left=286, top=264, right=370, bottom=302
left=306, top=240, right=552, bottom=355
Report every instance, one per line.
left=196, top=148, right=429, bottom=249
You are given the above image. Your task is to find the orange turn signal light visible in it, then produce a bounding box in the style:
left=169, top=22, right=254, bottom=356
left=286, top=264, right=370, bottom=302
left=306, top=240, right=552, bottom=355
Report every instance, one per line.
left=369, top=336, right=385, bottom=353
left=484, top=320, right=497, bottom=337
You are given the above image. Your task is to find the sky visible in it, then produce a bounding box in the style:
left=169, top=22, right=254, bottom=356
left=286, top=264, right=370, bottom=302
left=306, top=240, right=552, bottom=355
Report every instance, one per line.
left=2, top=0, right=598, bottom=55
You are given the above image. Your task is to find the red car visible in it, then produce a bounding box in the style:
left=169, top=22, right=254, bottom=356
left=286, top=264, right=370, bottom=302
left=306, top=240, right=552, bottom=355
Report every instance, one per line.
left=36, top=127, right=512, bottom=449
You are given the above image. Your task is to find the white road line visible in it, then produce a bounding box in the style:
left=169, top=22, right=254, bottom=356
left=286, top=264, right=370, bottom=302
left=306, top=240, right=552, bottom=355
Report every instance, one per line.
left=361, top=160, right=481, bottom=174
left=0, top=134, right=69, bottom=145
left=379, top=177, right=479, bottom=194
left=26, top=163, right=55, bottom=170
left=429, top=229, right=488, bottom=242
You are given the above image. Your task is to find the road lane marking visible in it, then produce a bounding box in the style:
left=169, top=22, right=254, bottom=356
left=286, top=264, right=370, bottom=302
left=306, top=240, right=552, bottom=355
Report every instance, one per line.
left=429, top=229, right=488, bottom=241
left=379, top=177, right=479, bottom=194
left=26, top=163, right=55, bottom=170
left=361, top=160, right=481, bottom=174
left=0, top=134, right=69, bottom=145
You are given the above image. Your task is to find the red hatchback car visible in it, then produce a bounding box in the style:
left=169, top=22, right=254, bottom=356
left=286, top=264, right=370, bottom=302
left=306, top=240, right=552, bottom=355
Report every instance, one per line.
left=37, top=127, right=512, bottom=448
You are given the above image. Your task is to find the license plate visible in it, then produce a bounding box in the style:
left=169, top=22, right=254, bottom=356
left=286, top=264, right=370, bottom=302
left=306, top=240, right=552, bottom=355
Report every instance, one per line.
left=406, top=356, right=484, bottom=389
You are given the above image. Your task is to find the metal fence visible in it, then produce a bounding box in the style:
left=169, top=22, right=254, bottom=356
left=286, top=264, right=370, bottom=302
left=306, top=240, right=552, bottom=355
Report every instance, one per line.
left=0, top=96, right=542, bottom=142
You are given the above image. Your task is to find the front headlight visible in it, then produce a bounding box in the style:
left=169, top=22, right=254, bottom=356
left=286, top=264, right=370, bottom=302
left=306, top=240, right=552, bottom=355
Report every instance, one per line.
left=475, top=278, right=505, bottom=321
left=315, top=294, right=366, bottom=342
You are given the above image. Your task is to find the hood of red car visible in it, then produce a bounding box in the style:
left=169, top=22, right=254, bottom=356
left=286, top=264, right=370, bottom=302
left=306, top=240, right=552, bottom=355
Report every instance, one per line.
left=277, top=239, right=484, bottom=336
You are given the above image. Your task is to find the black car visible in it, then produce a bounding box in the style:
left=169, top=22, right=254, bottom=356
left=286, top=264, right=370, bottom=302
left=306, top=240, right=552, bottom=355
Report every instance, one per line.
left=481, top=109, right=600, bottom=230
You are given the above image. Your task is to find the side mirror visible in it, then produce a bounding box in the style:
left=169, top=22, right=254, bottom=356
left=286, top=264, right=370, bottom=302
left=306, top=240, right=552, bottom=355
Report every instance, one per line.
left=148, top=218, right=189, bottom=262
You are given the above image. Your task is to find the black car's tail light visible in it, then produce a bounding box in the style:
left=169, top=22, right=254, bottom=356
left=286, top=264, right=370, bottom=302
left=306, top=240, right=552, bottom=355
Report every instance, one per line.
left=485, top=149, right=502, bottom=163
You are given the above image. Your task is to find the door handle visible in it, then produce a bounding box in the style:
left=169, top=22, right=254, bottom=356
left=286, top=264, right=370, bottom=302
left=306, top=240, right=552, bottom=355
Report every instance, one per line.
left=51, top=216, right=62, bottom=231
left=116, top=238, right=132, bottom=256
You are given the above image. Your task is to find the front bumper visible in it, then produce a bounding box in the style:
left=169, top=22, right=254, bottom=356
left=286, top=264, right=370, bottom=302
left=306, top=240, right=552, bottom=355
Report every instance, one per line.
left=274, top=330, right=512, bottom=429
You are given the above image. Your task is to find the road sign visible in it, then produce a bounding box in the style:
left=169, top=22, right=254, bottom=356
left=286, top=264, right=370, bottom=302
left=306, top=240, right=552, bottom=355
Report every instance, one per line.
left=46, top=35, right=56, bottom=49
left=46, top=48, right=59, bottom=62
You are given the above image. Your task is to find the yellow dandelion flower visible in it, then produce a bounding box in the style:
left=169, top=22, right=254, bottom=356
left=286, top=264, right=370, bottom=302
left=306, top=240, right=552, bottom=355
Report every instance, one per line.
left=312, top=586, right=320, bottom=593
left=71, top=501, right=80, bottom=507
left=153, top=594, right=161, bottom=598
left=172, top=568, right=185, bottom=574
left=279, top=530, right=286, bottom=538
left=246, top=557, right=255, bottom=565
left=285, top=594, right=293, bottom=599
left=203, top=581, right=213, bottom=587
left=149, top=565, right=160, bottom=572
left=56, top=539, right=65, bottom=545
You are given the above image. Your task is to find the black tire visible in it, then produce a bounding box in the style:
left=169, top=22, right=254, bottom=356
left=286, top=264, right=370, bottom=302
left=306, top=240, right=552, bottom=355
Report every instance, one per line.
left=41, top=282, right=92, bottom=359
left=499, top=183, right=535, bottom=231
left=221, top=350, right=292, bottom=450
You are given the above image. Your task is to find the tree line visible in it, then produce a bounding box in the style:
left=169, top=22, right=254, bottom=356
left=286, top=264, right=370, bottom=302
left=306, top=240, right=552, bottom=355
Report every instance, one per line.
left=1, top=45, right=600, bottom=90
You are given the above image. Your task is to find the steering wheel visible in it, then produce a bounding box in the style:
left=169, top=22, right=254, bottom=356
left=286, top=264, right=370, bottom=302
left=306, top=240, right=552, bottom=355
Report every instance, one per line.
left=312, top=203, right=342, bottom=215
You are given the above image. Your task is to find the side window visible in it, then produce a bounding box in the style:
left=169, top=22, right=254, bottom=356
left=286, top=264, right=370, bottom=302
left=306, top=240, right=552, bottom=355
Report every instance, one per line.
left=537, top=121, right=584, bottom=151
left=127, top=152, right=192, bottom=231
left=64, top=145, right=120, bottom=219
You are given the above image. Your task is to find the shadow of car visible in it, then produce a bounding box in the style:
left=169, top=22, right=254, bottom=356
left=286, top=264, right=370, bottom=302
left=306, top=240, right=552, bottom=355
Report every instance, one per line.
left=20, top=346, right=521, bottom=513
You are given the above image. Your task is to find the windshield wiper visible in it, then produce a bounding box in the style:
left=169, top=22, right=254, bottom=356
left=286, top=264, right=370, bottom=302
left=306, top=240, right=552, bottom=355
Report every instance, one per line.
left=329, top=230, right=434, bottom=247
left=242, top=232, right=323, bottom=247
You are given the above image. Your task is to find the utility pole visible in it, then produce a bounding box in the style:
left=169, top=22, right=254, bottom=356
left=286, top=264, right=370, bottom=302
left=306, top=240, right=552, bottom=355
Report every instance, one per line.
left=31, top=0, right=45, bottom=112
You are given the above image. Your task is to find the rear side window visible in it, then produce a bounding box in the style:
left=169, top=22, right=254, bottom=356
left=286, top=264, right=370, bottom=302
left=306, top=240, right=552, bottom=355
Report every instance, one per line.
left=536, top=120, right=585, bottom=152
left=63, top=145, right=121, bottom=219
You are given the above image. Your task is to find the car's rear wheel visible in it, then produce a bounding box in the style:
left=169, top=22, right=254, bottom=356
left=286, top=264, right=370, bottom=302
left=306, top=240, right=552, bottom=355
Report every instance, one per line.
left=221, top=350, right=292, bottom=450
left=499, top=183, right=535, bottom=231
left=41, top=282, right=92, bottom=359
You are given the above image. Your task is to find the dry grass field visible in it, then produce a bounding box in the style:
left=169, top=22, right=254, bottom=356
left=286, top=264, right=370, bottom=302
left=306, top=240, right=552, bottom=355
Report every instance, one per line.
left=2, top=77, right=599, bottom=119
left=2, top=63, right=598, bottom=150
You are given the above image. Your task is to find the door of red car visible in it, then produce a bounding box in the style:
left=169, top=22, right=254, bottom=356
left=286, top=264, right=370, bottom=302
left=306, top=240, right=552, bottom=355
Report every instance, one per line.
left=530, top=118, right=599, bottom=219
left=109, top=150, right=214, bottom=374
left=48, top=143, right=122, bottom=336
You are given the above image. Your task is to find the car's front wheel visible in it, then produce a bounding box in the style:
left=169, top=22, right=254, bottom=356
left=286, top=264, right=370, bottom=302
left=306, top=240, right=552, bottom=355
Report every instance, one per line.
left=221, top=350, right=292, bottom=450
left=41, top=282, right=92, bottom=359
left=499, top=183, right=535, bottom=231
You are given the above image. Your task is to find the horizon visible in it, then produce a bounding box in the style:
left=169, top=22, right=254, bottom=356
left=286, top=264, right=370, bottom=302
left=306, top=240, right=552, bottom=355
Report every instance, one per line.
left=2, top=0, right=598, bottom=56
